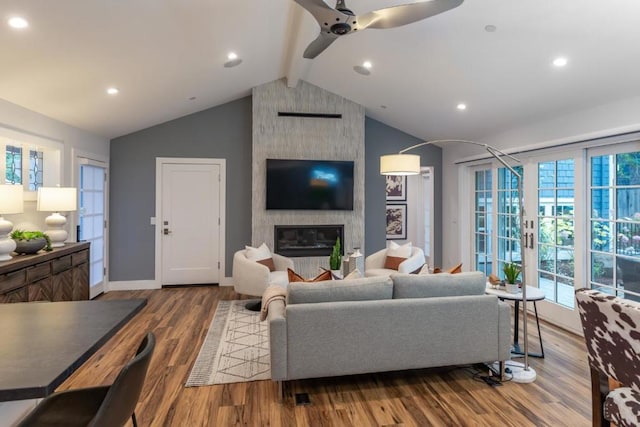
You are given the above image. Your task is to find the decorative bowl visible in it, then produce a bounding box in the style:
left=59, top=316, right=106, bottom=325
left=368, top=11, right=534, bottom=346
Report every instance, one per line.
left=14, top=237, right=47, bottom=254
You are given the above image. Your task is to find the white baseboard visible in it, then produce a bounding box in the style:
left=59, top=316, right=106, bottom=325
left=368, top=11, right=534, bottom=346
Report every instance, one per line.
left=107, top=280, right=161, bottom=291
left=219, top=276, right=234, bottom=286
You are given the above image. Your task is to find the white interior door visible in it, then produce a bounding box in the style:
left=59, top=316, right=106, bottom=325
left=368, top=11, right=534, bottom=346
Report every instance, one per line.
left=159, top=159, right=224, bottom=285
left=78, top=160, right=107, bottom=299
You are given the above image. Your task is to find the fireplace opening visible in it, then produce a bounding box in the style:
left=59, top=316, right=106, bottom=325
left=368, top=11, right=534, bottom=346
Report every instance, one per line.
left=274, top=225, right=344, bottom=257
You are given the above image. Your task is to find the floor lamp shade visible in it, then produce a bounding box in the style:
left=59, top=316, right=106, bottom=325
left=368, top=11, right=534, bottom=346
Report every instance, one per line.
left=0, top=185, right=24, bottom=261
left=37, top=187, right=77, bottom=247
left=380, top=154, right=421, bottom=175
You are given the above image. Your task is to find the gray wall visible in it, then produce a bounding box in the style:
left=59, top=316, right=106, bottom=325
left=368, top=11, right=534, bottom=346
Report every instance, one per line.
left=364, top=117, right=443, bottom=266
left=109, top=95, right=443, bottom=281
left=109, top=96, right=252, bottom=280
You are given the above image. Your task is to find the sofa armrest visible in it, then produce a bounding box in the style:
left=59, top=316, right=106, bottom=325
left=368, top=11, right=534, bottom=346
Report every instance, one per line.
left=268, top=299, right=287, bottom=381
left=232, top=251, right=270, bottom=297
left=365, top=248, right=387, bottom=270
left=498, top=301, right=512, bottom=361
left=272, top=253, right=294, bottom=272
left=398, top=247, right=425, bottom=274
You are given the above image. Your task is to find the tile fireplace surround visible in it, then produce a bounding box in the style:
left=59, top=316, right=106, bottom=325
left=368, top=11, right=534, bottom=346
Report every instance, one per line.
left=274, top=225, right=344, bottom=258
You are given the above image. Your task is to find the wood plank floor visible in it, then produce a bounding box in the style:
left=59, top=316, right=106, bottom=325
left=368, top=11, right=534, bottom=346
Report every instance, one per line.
left=59, top=286, right=592, bottom=426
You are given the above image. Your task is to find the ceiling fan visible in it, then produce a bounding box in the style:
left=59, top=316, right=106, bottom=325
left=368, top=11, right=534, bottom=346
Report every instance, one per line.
left=295, top=0, right=464, bottom=59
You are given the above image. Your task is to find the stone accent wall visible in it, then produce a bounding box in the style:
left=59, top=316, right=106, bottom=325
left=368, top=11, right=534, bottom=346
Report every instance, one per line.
left=252, top=79, right=365, bottom=277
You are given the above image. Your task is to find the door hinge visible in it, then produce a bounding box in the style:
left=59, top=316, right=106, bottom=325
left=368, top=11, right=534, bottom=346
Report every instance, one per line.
left=104, top=220, right=107, bottom=229
left=218, top=174, right=221, bottom=182
left=218, top=261, right=220, bottom=269
left=103, top=267, right=106, bottom=275
left=218, top=217, right=220, bottom=225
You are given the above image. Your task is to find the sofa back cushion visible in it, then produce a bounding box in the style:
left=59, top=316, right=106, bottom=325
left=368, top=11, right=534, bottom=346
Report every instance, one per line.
left=287, top=276, right=393, bottom=305
left=392, top=271, right=485, bottom=299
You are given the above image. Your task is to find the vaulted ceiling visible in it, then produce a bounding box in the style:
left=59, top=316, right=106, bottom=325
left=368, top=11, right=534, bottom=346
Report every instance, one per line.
left=2, top=0, right=640, bottom=140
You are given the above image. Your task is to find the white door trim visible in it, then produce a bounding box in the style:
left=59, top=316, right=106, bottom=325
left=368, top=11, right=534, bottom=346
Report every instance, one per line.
left=155, top=157, right=226, bottom=285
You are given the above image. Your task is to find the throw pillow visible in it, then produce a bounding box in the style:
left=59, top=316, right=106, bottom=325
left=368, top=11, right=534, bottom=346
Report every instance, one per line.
left=384, top=241, right=412, bottom=270
left=245, top=243, right=275, bottom=272
left=433, top=262, right=463, bottom=274
left=417, top=264, right=431, bottom=275
left=287, top=268, right=332, bottom=283
left=344, top=268, right=362, bottom=279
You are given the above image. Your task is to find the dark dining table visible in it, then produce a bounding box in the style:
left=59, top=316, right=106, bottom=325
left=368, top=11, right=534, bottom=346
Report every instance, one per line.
left=0, top=298, right=147, bottom=402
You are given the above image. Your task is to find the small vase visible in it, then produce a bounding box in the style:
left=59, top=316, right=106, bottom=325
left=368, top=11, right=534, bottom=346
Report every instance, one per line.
left=505, top=283, right=520, bottom=294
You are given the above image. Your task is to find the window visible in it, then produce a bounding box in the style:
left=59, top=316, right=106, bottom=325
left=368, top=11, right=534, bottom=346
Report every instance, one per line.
left=473, top=169, right=493, bottom=276
left=496, top=165, right=522, bottom=279
left=1, top=134, right=61, bottom=197
left=537, top=159, right=575, bottom=308
left=589, top=149, right=640, bottom=301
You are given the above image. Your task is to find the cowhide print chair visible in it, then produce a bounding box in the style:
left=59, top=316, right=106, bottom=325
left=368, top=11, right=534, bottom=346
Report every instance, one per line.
left=576, top=288, right=640, bottom=427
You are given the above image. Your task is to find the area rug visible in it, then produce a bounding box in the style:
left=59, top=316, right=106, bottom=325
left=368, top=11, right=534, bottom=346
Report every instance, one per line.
left=185, top=299, right=270, bottom=386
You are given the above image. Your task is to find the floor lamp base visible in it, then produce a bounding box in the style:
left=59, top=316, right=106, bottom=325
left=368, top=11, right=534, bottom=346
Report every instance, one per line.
left=489, top=361, right=537, bottom=383
left=506, top=361, right=537, bottom=383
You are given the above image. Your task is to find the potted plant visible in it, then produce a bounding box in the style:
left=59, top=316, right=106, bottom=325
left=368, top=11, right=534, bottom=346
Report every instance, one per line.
left=503, top=262, right=521, bottom=293
left=329, top=237, right=342, bottom=278
left=10, top=230, right=52, bottom=254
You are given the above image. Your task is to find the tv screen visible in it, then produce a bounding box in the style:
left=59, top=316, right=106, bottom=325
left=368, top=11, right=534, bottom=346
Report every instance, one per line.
left=266, top=159, right=354, bottom=210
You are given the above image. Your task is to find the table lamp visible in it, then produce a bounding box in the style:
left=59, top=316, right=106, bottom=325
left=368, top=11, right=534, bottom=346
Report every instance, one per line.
left=0, top=185, right=24, bottom=261
left=37, top=187, right=77, bottom=247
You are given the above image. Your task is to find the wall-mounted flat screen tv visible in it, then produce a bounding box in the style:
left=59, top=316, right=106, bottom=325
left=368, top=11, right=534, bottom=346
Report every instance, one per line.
left=266, top=159, right=354, bottom=210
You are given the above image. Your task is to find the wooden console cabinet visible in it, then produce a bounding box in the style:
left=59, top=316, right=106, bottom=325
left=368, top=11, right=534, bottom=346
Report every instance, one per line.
left=0, top=242, right=90, bottom=303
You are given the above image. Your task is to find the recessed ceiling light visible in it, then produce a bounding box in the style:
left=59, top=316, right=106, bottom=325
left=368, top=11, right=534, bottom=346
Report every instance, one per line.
left=553, top=57, right=568, bottom=67
left=189, top=96, right=197, bottom=101
left=363, top=61, right=372, bottom=69
left=8, top=17, right=28, bottom=29
left=106, top=87, right=119, bottom=95
left=457, top=103, right=467, bottom=111
left=484, top=24, right=497, bottom=32
left=224, top=52, right=242, bottom=68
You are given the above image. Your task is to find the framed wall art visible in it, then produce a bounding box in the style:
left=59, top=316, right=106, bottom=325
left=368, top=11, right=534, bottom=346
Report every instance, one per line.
left=385, top=175, right=406, bottom=201
left=386, top=204, right=407, bottom=240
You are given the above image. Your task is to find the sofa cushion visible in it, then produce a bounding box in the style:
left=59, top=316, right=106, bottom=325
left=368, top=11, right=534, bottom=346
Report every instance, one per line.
left=287, top=276, right=393, bottom=305
left=287, top=268, right=332, bottom=283
left=392, top=271, right=485, bottom=299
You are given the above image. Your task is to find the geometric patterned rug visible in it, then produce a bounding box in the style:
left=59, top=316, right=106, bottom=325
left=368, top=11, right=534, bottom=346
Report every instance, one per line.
left=185, top=299, right=270, bottom=386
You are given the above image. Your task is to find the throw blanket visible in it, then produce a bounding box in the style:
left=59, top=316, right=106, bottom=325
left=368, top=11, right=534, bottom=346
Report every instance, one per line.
left=260, top=285, right=287, bottom=321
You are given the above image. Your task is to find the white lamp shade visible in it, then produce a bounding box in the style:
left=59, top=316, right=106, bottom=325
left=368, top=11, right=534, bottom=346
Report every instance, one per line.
left=380, top=154, right=421, bottom=175
left=37, top=187, right=77, bottom=212
left=0, top=185, right=24, bottom=215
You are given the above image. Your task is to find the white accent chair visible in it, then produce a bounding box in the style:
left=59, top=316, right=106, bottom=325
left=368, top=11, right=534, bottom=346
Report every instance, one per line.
left=365, top=246, right=426, bottom=277
left=232, top=249, right=294, bottom=298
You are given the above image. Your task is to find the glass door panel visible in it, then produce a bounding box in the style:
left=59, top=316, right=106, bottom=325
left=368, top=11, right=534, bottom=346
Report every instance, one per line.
left=79, top=163, right=107, bottom=298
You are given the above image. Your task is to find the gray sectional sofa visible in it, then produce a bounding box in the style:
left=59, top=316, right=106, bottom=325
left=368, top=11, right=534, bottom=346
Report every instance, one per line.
left=267, top=271, right=511, bottom=389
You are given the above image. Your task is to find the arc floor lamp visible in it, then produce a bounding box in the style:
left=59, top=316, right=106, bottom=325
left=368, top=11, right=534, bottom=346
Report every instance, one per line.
left=380, top=139, right=536, bottom=383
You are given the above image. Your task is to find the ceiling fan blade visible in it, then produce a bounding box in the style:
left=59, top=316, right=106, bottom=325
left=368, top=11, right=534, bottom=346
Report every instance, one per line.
left=356, top=0, right=463, bottom=30
left=295, top=0, right=347, bottom=26
left=303, top=31, right=339, bottom=59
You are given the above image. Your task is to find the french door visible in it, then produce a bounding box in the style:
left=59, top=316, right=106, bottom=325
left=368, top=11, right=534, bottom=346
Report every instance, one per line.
left=471, top=150, right=584, bottom=333
left=78, top=160, right=108, bottom=299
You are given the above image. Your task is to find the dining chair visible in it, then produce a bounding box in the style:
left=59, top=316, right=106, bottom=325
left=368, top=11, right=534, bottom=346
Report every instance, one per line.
left=19, top=332, right=155, bottom=427
left=576, top=289, right=640, bottom=427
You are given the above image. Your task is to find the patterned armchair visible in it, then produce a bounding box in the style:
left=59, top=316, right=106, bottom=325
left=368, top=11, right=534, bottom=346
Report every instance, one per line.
left=576, top=288, right=640, bottom=427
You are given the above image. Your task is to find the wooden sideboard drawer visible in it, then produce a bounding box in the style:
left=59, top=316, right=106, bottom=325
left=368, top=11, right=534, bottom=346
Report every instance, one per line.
left=52, top=255, right=72, bottom=274
left=26, top=263, right=51, bottom=282
left=72, top=250, right=89, bottom=266
left=0, top=270, right=27, bottom=293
